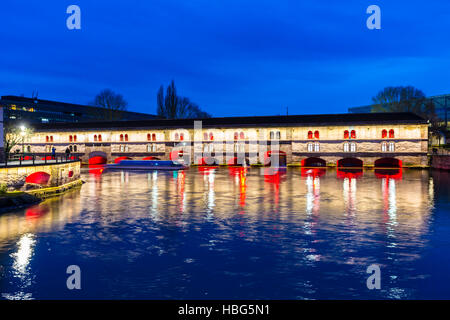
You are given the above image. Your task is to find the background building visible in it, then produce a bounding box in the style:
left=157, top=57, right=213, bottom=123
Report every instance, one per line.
left=349, top=93, right=450, bottom=127
left=0, top=95, right=158, bottom=125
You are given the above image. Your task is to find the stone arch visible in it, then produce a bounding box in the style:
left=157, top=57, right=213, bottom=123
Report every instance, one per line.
left=337, top=157, right=363, bottom=168
left=374, top=157, right=402, bottom=168
left=88, top=151, right=107, bottom=165
left=301, top=157, right=326, bottom=167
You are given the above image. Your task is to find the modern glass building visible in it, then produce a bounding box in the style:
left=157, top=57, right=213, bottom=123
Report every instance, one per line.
left=0, top=95, right=158, bottom=125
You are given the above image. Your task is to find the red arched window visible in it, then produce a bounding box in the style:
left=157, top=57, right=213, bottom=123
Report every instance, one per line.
left=46, top=136, right=49, bottom=142
left=98, top=134, right=102, bottom=142
left=73, top=135, right=77, bottom=142
left=209, top=132, right=214, bottom=141
left=240, top=132, right=245, bottom=140
left=350, top=130, right=356, bottom=139
left=344, top=130, right=349, bottom=139
left=94, top=135, right=97, bottom=142
left=120, top=134, right=124, bottom=142
left=308, top=131, right=313, bottom=139
left=69, top=135, right=73, bottom=142
left=50, top=136, right=53, bottom=142
left=180, top=133, right=184, bottom=141
left=389, top=129, right=395, bottom=138
left=152, top=133, right=156, bottom=141
left=147, top=133, right=151, bottom=141
left=175, top=133, right=179, bottom=140
left=234, top=132, right=238, bottom=140
left=314, top=131, right=319, bottom=139
left=125, top=134, right=128, bottom=142
left=382, top=129, right=387, bottom=139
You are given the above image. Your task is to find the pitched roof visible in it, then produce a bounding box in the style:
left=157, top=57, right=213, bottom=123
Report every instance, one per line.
left=31, top=112, right=427, bottom=131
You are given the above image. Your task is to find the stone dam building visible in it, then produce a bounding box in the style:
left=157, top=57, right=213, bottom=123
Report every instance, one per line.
left=22, top=112, right=429, bottom=167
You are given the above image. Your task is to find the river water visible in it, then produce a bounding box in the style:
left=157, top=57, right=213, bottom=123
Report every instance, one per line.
left=0, top=166, right=449, bottom=299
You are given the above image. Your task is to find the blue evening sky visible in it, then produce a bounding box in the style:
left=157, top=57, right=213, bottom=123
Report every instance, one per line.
left=0, top=1, right=449, bottom=117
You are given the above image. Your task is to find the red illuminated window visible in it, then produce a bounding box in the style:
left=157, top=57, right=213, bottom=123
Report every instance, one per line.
left=125, top=134, right=128, bottom=142
left=69, top=135, right=73, bottom=142
left=234, top=132, right=238, bottom=140
left=382, top=129, right=387, bottom=139
left=120, top=134, right=124, bottom=142
left=180, top=133, right=184, bottom=141
left=98, top=134, right=102, bottom=142
left=147, top=133, right=151, bottom=141
left=46, top=136, right=49, bottom=142
left=314, top=131, right=319, bottom=139
left=152, top=133, right=156, bottom=141
left=73, top=135, right=77, bottom=142
left=209, top=132, right=214, bottom=141
left=94, top=135, right=97, bottom=142
left=308, top=131, right=313, bottom=139
left=240, top=132, right=245, bottom=140
left=389, top=129, right=394, bottom=138
left=344, top=130, right=349, bottom=139
left=50, top=136, right=53, bottom=142
left=350, top=130, right=356, bottom=139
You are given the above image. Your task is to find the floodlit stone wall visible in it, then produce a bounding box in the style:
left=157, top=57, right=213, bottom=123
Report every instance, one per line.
left=0, top=161, right=81, bottom=191
left=25, top=123, right=429, bottom=166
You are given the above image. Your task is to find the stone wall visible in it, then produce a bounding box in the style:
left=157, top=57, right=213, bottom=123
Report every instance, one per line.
left=431, top=155, right=450, bottom=170
left=26, top=123, right=429, bottom=167
left=0, top=161, right=81, bottom=191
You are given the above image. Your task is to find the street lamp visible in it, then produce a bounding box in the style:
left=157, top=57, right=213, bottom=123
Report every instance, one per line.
left=20, top=124, right=26, bottom=159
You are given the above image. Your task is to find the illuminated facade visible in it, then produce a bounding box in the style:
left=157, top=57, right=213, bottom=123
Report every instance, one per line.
left=24, top=112, right=429, bottom=167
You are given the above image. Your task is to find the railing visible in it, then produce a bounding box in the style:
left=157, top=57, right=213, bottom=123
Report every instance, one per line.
left=1, top=153, right=80, bottom=168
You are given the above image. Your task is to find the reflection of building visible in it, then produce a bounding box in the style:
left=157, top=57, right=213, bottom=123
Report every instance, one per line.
left=0, top=95, right=158, bottom=125
left=26, top=112, right=428, bottom=166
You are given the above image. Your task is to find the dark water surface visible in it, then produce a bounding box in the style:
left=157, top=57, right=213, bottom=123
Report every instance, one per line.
left=0, top=167, right=449, bottom=299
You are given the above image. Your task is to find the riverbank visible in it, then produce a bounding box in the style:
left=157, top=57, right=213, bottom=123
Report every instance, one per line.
left=0, top=179, right=83, bottom=213
left=431, top=155, right=450, bottom=170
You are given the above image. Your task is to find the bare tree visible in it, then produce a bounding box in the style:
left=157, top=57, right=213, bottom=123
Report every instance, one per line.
left=371, top=86, right=435, bottom=120
left=157, top=81, right=211, bottom=119
left=91, top=89, right=128, bottom=121
left=3, top=123, right=34, bottom=157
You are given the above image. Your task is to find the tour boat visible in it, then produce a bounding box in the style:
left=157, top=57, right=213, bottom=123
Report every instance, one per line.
left=105, top=160, right=187, bottom=171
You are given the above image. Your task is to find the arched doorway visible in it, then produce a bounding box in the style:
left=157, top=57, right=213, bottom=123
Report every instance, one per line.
left=301, top=157, right=326, bottom=167
left=374, top=157, right=402, bottom=168
left=88, top=151, right=108, bottom=165
left=337, top=157, right=363, bottom=168
left=264, top=151, right=287, bottom=167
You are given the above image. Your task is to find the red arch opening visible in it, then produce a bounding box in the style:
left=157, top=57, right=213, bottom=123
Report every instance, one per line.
left=143, top=156, right=159, bottom=160
left=374, top=157, right=402, bottom=168
left=264, top=150, right=287, bottom=167
left=198, top=156, right=218, bottom=166
left=301, top=157, right=326, bottom=167
left=114, top=156, right=132, bottom=164
left=26, top=171, right=51, bottom=185
left=337, top=158, right=363, bottom=168
left=89, top=156, right=107, bottom=165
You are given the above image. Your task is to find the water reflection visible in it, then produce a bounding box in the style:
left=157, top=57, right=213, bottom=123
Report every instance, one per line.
left=0, top=167, right=444, bottom=299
